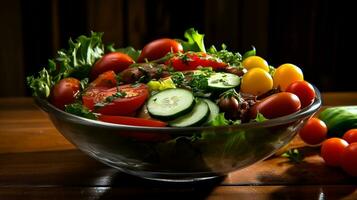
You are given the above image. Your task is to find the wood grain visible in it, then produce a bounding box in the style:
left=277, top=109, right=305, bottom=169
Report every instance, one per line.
left=0, top=185, right=356, bottom=200
left=0, top=94, right=356, bottom=199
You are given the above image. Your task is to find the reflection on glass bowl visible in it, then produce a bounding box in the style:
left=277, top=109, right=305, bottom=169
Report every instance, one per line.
left=35, top=87, right=321, bottom=182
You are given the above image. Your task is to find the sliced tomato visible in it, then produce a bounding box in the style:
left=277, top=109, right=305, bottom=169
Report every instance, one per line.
left=166, top=52, right=227, bottom=71
left=83, top=84, right=149, bottom=116
left=99, top=115, right=167, bottom=127
left=99, top=115, right=170, bottom=142
left=88, top=70, right=117, bottom=89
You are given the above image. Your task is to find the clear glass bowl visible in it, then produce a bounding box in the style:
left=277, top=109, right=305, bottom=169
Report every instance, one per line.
left=35, top=87, right=321, bottom=182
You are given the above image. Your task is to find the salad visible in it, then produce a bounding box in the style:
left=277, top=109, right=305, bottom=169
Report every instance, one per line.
left=27, top=28, right=316, bottom=128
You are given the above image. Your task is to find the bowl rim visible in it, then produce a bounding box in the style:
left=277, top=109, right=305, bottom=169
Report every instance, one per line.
left=34, top=86, right=322, bottom=133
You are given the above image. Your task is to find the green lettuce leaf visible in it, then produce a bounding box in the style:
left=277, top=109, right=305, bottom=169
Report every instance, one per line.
left=27, top=32, right=105, bottom=97
left=107, top=44, right=141, bottom=61
left=178, top=28, right=206, bottom=52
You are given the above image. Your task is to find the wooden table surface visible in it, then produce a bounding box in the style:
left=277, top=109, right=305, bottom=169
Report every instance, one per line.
left=0, top=93, right=357, bottom=200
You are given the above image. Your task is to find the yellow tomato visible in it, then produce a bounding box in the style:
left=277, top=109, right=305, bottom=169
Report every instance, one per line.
left=242, top=56, right=269, bottom=72
left=240, top=68, right=273, bottom=96
left=273, top=63, right=304, bottom=91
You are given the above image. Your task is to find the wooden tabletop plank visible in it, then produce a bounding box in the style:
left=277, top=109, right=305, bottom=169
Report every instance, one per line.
left=0, top=185, right=356, bottom=200
left=0, top=94, right=356, bottom=199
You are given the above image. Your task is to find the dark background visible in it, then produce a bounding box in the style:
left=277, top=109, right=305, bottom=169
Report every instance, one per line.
left=0, top=0, right=355, bottom=97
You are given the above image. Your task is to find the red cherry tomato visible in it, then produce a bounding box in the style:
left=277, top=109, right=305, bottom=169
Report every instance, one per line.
left=82, top=84, right=149, bottom=116
left=88, top=70, right=117, bottom=89
left=137, top=38, right=183, bottom=62
left=91, top=52, right=134, bottom=80
left=321, top=138, right=348, bottom=167
left=166, top=52, right=227, bottom=71
left=341, top=143, right=357, bottom=176
left=286, top=80, right=316, bottom=108
left=299, top=118, right=327, bottom=145
left=249, top=92, right=301, bottom=119
left=51, top=77, right=81, bottom=110
left=342, top=129, right=357, bottom=144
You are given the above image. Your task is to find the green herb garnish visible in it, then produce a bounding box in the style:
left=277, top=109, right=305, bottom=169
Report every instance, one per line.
left=65, top=103, right=97, bottom=120
left=281, top=148, right=304, bottom=163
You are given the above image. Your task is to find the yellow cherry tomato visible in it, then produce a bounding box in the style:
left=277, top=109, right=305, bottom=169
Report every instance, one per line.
left=242, top=56, right=269, bottom=72
left=273, top=63, right=304, bottom=91
left=240, top=68, right=273, bottom=96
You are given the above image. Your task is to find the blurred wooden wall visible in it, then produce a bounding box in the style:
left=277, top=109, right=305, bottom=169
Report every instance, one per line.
left=0, top=0, right=354, bottom=97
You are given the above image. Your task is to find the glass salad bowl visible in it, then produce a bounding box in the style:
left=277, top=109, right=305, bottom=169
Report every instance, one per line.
left=35, top=87, right=321, bottom=182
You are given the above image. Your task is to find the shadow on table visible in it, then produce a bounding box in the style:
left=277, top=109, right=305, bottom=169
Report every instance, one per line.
left=256, top=146, right=357, bottom=199
left=95, top=172, right=225, bottom=199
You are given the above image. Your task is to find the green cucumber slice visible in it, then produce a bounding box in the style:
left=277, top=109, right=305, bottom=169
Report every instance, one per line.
left=202, top=98, right=219, bottom=124
left=208, top=72, right=240, bottom=90
left=147, top=88, right=195, bottom=120
left=169, top=100, right=210, bottom=127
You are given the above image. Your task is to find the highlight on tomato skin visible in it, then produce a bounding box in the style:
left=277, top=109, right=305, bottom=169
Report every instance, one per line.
left=51, top=77, right=81, bottom=110
left=320, top=137, right=348, bottom=167
left=342, top=129, right=357, bottom=144
left=137, top=38, right=183, bottom=62
left=91, top=52, right=134, bottom=80
left=286, top=80, right=316, bottom=108
left=341, top=143, right=357, bottom=177
left=299, top=118, right=327, bottom=145
left=249, top=92, right=301, bottom=119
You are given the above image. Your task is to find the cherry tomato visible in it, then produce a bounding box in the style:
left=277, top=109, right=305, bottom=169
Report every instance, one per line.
left=250, top=92, right=301, bottom=119
left=51, top=78, right=81, bottom=110
left=242, top=56, right=269, bottom=71
left=299, top=118, right=327, bottom=145
left=137, top=38, right=183, bottom=62
left=240, top=68, right=273, bottom=96
left=82, top=84, right=149, bottom=116
left=273, top=63, right=304, bottom=91
left=321, top=138, right=348, bottom=167
left=88, top=70, right=117, bottom=89
left=341, top=143, right=357, bottom=176
left=166, top=52, right=227, bottom=71
left=286, top=81, right=315, bottom=108
left=342, top=129, right=357, bottom=144
left=91, top=52, right=134, bottom=80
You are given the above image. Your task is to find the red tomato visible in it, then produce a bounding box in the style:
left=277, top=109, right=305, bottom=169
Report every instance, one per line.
left=51, top=78, right=81, bottom=110
left=166, top=52, right=227, bottom=71
left=91, top=52, right=134, bottom=80
left=99, top=115, right=170, bottom=142
left=299, top=118, right=327, bottom=145
left=343, top=129, right=357, bottom=144
left=249, top=92, right=301, bottom=119
left=99, top=115, right=167, bottom=127
left=88, top=70, right=117, bottom=89
left=83, top=84, right=149, bottom=116
left=341, top=143, right=357, bottom=176
left=286, top=80, right=316, bottom=108
left=321, top=138, right=348, bottom=167
left=137, top=38, right=183, bottom=62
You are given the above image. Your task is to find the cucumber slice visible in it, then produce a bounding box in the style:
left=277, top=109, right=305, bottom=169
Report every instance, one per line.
left=147, top=88, right=195, bottom=120
left=169, top=100, right=210, bottom=127
left=208, top=72, right=240, bottom=90
left=202, top=98, right=219, bottom=124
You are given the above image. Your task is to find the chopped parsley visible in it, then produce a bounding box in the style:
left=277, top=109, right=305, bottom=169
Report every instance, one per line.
left=65, top=103, right=97, bottom=120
